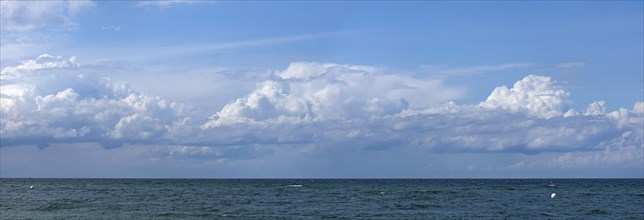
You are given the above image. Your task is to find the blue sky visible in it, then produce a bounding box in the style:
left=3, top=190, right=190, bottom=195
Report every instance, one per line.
left=1, top=1, right=642, bottom=178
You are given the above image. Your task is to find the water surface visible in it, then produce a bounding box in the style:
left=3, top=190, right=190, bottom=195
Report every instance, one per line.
left=1, top=179, right=642, bottom=219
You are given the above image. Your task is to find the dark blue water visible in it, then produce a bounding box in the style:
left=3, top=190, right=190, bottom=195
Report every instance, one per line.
left=1, top=179, right=642, bottom=219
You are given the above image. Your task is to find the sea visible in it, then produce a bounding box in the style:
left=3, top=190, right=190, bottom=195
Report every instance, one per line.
left=1, top=179, right=642, bottom=219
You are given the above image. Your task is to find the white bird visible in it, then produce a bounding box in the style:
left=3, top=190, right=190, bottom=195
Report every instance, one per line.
left=29, top=185, right=34, bottom=190
left=550, top=193, right=557, bottom=199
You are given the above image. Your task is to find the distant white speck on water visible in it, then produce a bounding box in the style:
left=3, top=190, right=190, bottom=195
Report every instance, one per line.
left=29, top=185, right=34, bottom=190
left=551, top=193, right=557, bottom=199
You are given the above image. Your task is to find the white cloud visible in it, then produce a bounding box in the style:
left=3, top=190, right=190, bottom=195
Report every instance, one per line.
left=1, top=54, right=79, bottom=79
left=197, top=66, right=641, bottom=161
left=0, top=0, right=95, bottom=32
left=549, top=130, right=643, bottom=168
left=632, top=102, right=644, bottom=114
left=0, top=54, right=186, bottom=148
left=0, top=1, right=94, bottom=63
left=204, top=62, right=461, bottom=127
left=479, top=75, right=570, bottom=119
left=277, top=62, right=376, bottom=80
left=0, top=56, right=642, bottom=174
left=110, top=113, right=166, bottom=139
left=0, top=1, right=94, bottom=61
left=584, top=101, right=606, bottom=116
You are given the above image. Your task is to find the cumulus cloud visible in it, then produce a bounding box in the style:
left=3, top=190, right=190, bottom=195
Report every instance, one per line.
left=204, top=62, right=460, bottom=127
left=195, top=63, right=641, bottom=164
left=584, top=101, right=606, bottom=116
left=1, top=56, right=642, bottom=172
left=0, top=0, right=95, bottom=32
left=0, top=54, right=186, bottom=148
left=480, top=75, right=569, bottom=119
left=633, top=102, right=644, bottom=114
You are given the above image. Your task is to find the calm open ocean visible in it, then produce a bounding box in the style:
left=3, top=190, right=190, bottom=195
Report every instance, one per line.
left=1, top=179, right=642, bottom=219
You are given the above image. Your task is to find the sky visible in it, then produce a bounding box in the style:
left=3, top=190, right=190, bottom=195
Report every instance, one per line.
left=0, top=0, right=642, bottom=178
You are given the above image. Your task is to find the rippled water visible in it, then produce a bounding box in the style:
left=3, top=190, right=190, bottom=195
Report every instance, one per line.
left=1, top=179, right=642, bottom=219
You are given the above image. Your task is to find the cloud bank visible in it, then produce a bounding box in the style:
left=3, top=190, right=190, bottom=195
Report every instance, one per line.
left=1, top=54, right=187, bottom=148
left=1, top=55, right=642, bottom=173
